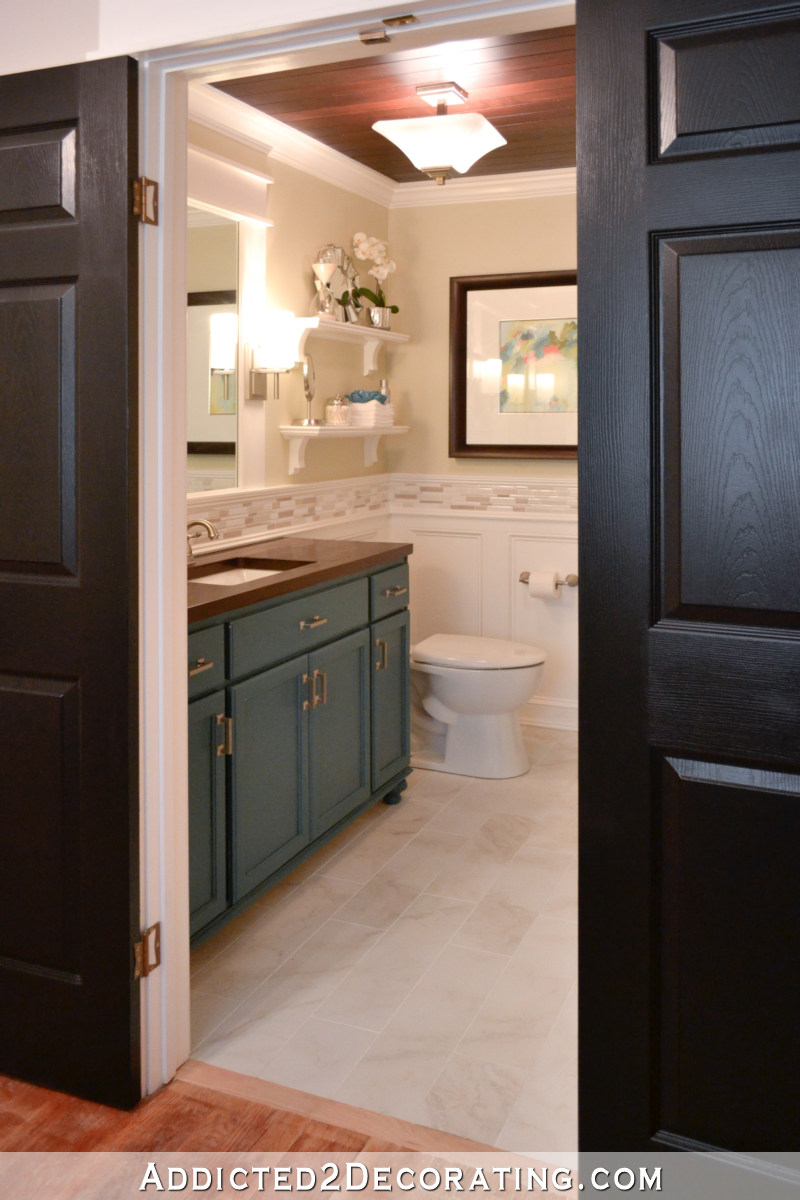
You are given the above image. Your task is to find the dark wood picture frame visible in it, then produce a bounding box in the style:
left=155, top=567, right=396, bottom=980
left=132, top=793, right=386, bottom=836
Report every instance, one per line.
left=448, top=270, right=578, bottom=460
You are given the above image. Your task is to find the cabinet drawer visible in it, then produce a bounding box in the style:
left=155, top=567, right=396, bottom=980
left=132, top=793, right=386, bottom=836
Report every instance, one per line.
left=188, top=626, right=226, bottom=698
left=370, top=562, right=409, bottom=621
left=230, top=577, right=369, bottom=678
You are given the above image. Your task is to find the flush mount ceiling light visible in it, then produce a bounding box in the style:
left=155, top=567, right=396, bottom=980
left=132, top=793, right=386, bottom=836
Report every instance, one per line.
left=372, top=82, right=506, bottom=185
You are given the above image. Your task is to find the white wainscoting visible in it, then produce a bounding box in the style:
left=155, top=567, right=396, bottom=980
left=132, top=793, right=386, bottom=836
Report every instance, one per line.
left=386, top=508, right=578, bottom=731
left=191, top=473, right=578, bottom=730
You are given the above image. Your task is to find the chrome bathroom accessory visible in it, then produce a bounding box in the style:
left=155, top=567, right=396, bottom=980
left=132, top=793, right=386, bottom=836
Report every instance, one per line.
left=186, top=519, right=219, bottom=564
left=518, top=571, right=579, bottom=589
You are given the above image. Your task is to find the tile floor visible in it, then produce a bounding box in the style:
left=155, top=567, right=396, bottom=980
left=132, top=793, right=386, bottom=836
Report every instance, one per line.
left=190, top=725, right=578, bottom=1151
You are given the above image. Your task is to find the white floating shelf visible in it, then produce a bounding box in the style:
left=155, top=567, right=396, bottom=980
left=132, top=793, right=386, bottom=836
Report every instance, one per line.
left=293, top=315, right=409, bottom=375
left=280, top=425, right=410, bottom=474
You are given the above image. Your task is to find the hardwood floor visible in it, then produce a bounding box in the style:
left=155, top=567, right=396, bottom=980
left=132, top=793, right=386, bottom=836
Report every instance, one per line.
left=0, top=1061, right=497, bottom=1153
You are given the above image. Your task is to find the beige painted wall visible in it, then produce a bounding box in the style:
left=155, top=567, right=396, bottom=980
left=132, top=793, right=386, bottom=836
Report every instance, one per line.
left=385, top=194, right=578, bottom=480
left=261, top=157, right=395, bottom=485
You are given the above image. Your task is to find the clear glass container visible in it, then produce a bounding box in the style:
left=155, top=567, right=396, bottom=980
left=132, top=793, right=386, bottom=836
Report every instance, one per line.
left=324, top=394, right=351, bottom=426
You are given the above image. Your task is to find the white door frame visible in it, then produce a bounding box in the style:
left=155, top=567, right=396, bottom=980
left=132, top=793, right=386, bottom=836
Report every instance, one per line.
left=137, top=0, right=572, bottom=1094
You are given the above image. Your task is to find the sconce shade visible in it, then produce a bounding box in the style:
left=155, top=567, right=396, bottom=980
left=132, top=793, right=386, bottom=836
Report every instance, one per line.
left=372, top=112, right=506, bottom=178
left=255, top=309, right=297, bottom=371
left=209, top=312, right=238, bottom=371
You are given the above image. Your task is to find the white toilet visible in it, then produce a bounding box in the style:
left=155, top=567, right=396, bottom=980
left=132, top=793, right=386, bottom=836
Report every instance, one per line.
left=409, top=634, right=546, bottom=779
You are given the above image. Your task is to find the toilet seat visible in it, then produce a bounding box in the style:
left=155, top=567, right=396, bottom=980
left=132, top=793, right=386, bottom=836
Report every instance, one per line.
left=411, top=633, right=546, bottom=670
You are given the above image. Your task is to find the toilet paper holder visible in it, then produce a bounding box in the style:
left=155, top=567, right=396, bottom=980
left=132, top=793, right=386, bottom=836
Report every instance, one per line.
left=518, top=571, right=579, bottom=589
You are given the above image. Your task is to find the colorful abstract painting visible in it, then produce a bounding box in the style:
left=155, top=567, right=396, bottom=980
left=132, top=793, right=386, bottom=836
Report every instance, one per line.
left=498, top=318, right=577, bottom=413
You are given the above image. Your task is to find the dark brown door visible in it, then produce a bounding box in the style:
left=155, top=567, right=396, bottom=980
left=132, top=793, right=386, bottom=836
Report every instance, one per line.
left=0, top=58, right=140, bottom=1108
left=578, top=0, right=800, bottom=1153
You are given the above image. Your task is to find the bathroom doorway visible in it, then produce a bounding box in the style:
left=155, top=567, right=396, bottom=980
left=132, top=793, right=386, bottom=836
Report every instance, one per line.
left=139, top=0, right=579, bottom=1149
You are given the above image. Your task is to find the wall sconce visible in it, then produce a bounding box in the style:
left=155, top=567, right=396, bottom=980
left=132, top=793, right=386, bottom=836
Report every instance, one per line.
left=209, top=312, right=238, bottom=408
left=249, top=309, right=297, bottom=399
left=372, top=82, right=506, bottom=185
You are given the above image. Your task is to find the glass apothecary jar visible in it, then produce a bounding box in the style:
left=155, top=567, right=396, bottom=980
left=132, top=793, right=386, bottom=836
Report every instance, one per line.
left=324, top=394, right=351, bottom=426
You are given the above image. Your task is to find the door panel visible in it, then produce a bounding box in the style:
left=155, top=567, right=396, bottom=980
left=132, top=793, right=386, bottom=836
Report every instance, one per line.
left=0, top=58, right=139, bottom=1108
left=578, top=0, right=800, bottom=1154
left=229, top=656, right=309, bottom=900
left=189, top=692, right=228, bottom=936
left=371, top=610, right=411, bottom=791
left=308, top=630, right=371, bottom=839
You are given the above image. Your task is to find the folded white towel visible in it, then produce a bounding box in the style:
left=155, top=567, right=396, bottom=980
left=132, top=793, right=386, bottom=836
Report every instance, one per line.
left=348, top=400, right=395, bottom=427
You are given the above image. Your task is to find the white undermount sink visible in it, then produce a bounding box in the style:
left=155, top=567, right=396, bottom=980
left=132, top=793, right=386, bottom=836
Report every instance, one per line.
left=188, top=555, right=314, bottom=588
left=196, top=566, right=283, bottom=586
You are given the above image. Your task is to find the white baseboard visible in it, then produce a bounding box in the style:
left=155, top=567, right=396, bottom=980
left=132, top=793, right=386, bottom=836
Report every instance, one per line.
left=520, top=695, right=578, bottom=732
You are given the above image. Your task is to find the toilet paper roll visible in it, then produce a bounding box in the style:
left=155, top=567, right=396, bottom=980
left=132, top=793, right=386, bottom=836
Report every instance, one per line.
left=527, top=570, right=561, bottom=599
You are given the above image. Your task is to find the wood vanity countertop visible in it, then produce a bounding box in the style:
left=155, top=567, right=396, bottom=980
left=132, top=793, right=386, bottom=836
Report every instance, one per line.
left=187, top=536, right=412, bottom=624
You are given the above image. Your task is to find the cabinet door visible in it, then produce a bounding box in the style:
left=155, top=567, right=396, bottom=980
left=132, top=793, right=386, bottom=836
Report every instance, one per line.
left=308, top=629, right=371, bottom=839
left=188, top=690, right=228, bottom=936
left=229, top=656, right=309, bottom=901
left=371, top=610, right=411, bottom=791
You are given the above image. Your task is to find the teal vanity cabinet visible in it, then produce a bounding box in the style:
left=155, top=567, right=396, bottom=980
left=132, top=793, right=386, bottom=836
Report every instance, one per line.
left=187, top=549, right=410, bottom=941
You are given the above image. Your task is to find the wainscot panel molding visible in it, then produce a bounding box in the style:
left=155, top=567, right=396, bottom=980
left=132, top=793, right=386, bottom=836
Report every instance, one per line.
left=188, top=473, right=578, bottom=729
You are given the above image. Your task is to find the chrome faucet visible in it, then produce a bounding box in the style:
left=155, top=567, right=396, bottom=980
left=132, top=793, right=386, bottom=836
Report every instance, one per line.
left=187, top=518, right=220, bottom=564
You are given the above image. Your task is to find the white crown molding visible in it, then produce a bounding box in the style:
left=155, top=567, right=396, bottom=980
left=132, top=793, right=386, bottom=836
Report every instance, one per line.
left=188, top=85, right=576, bottom=211
left=389, top=167, right=577, bottom=206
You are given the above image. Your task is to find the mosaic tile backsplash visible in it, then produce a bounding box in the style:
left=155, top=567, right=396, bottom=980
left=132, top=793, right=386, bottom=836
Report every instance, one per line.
left=187, top=474, right=577, bottom=546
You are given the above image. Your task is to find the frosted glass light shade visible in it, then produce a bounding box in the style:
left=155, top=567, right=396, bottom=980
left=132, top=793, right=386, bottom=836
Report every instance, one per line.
left=209, top=312, right=238, bottom=371
left=254, top=309, right=297, bottom=371
left=372, top=112, right=506, bottom=176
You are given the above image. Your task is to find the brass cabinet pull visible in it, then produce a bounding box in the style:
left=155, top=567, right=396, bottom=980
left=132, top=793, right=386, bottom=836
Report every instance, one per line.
left=189, top=656, right=215, bottom=677
left=375, top=638, right=388, bottom=671
left=301, top=673, right=312, bottom=711
left=299, top=615, right=328, bottom=630
left=216, top=714, right=233, bottom=756
left=311, top=668, right=328, bottom=707
left=383, top=585, right=408, bottom=598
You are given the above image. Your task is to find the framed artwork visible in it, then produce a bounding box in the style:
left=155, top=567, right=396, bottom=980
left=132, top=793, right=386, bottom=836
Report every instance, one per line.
left=449, top=270, right=578, bottom=459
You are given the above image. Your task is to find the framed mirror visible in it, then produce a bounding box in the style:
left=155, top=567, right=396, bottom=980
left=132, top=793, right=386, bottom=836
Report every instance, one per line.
left=186, top=205, right=239, bottom=492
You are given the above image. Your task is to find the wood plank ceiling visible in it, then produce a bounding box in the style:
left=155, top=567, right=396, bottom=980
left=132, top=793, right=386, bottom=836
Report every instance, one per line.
left=212, top=26, right=576, bottom=183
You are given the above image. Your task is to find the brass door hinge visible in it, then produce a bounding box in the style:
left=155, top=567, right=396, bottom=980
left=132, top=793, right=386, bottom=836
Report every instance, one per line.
left=134, top=922, right=161, bottom=980
left=133, top=177, right=159, bottom=225
left=216, top=714, right=234, bottom=756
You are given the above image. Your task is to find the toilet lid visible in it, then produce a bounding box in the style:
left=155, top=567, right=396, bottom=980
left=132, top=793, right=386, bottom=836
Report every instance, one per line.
left=411, top=634, right=546, bottom=670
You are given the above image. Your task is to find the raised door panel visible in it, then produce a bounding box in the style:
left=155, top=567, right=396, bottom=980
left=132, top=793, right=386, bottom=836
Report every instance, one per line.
left=371, top=610, right=411, bottom=792
left=308, top=629, right=371, bottom=839
left=188, top=691, right=228, bottom=937
left=578, top=0, right=800, bottom=1155
left=0, top=57, right=139, bottom=1109
left=229, top=656, right=308, bottom=901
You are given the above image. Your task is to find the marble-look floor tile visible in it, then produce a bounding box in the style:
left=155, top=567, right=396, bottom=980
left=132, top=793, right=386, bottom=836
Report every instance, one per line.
left=192, top=876, right=363, bottom=1004
left=335, top=875, right=418, bottom=929
left=336, top=1029, right=452, bottom=1124
left=190, top=988, right=240, bottom=1049
left=318, top=894, right=472, bottom=1031
left=372, top=828, right=467, bottom=891
left=513, top=914, right=577, bottom=982
left=458, top=966, right=574, bottom=1072
left=423, top=1053, right=527, bottom=1145
left=199, top=919, right=382, bottom=1051
left=191, top=731, right=580, bottom=1149
left=261, top=1017, right=378, bottom=1096
left=382, top=944, right=504, bottom=1050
